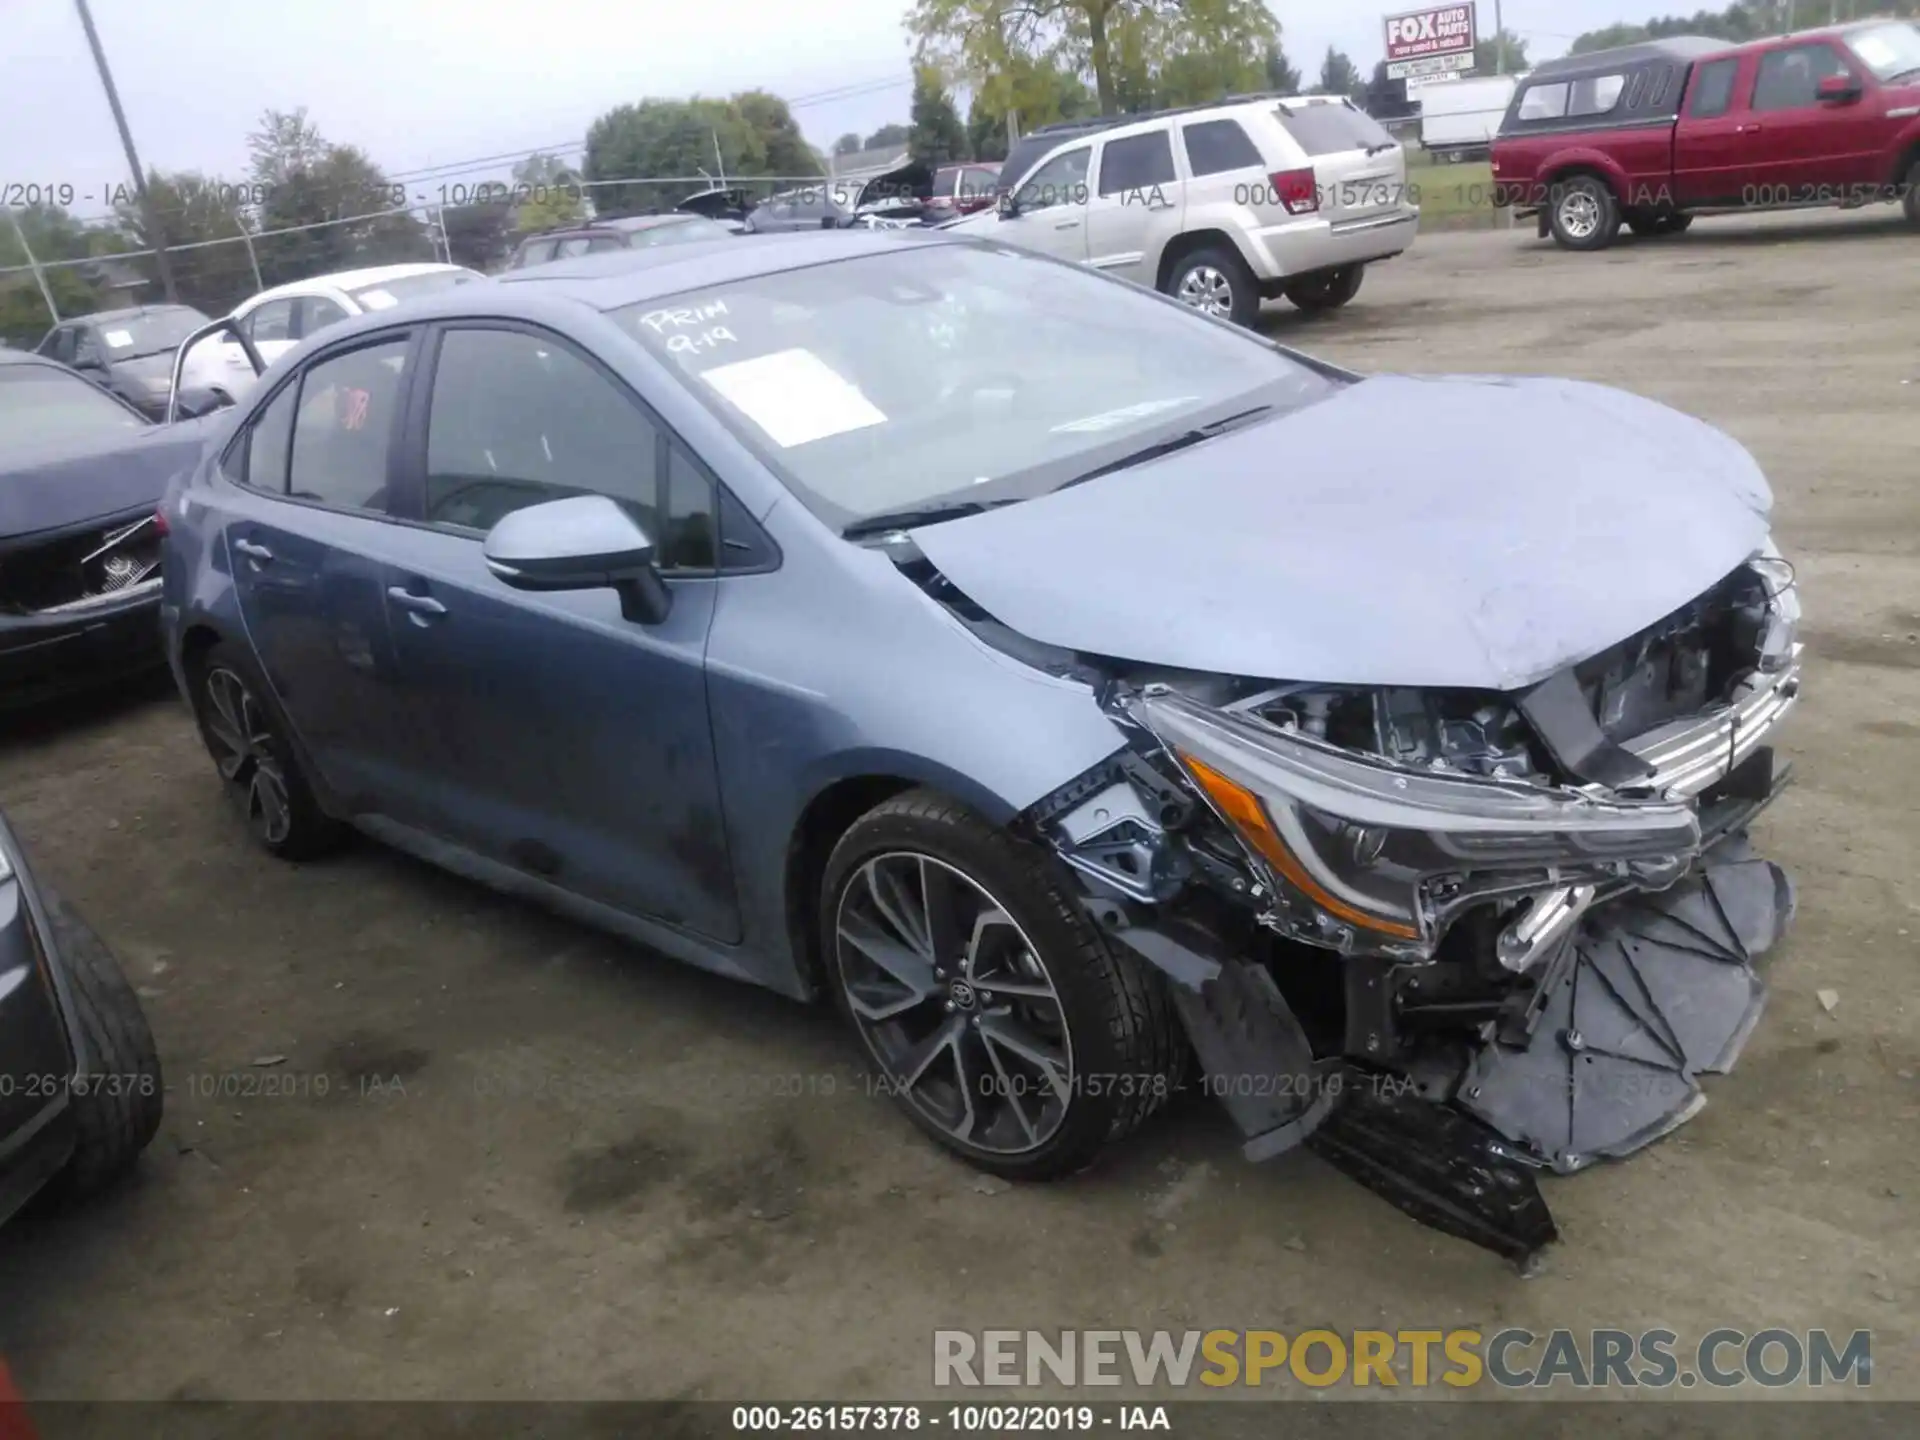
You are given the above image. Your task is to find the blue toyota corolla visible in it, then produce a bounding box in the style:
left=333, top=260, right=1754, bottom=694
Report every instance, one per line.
left=158, top=230, right=1803, bottom=1259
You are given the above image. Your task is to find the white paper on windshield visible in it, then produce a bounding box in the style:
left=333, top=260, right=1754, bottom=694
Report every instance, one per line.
left=357, top=289, right=398, bottom=311
left=698, top=348, right=887, bottom=448
left=103, top=329, right=134, bottom=349
left=1052, top=397, right=1198, bottom=434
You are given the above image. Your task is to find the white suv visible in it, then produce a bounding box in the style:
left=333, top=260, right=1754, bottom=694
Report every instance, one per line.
left=949, top=95, right=1420, bottom=326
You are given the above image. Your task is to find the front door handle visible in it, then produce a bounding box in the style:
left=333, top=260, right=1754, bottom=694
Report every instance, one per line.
left=1054, top=220, right=1081, bottom=230
left=233, top=538, right=273, bottom=564
left=387, top=586, right=448, bottom=619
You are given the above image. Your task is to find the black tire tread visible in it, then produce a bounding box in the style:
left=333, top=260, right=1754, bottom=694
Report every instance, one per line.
left=824, top=788, right=1185, bottom=1178
left=1165, top=244, right=1260, bottom=329
left=42, top=890, right=163, bottom=1199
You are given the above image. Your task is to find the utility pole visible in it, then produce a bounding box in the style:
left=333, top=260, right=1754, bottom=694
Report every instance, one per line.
left=1494, top=0, right=1506, bottom=75
left=73, top=0, right=178, bottom=303
left=3, top=208, right=62, bottom=325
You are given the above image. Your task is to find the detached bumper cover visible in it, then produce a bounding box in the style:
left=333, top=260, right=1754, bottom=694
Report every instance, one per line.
left=1458, top=835, right=1794, bottom=1174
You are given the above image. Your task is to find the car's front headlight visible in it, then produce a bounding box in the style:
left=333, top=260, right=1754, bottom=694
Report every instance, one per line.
left=1122, top=687, right=1701, bottom=956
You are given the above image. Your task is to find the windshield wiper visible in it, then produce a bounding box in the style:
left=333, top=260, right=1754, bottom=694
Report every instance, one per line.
left=1051, top=406, right=1275, bottom=494
left=841, top=497, right=1017, bottom=540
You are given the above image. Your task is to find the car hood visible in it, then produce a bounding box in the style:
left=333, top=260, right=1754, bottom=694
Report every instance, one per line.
left=909, top=375, right=1774, bottom=691
left=0, top=415, right=215, bottom=540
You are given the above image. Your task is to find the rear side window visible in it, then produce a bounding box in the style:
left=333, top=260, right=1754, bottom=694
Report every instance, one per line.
left=286, top=339, right=409, bottom=512
left=516, top=239, right=559, bottom=267
left=1182, top=119, right=1264, bottom=177
left=1688, top=58, right=1740, bottom=117
left=1098, top=131, right=1176, bottom=195
left=1273, top=103, right=1395, bottom=157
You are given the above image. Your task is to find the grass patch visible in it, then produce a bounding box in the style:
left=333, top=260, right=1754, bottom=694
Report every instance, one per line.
left=1403, top=153, right=1509, bottom=230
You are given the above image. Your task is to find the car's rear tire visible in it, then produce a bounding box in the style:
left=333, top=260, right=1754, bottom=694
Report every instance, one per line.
left=1162, top=245, right=1260, bottom=328
left=1548, top=174, right=1621, bottom=250
left=820, top=789, right=1184, bottom=1181
left=42, top=891, right=163, bottom=1201
left=188, top=641, right=344, bottom=861
left=1283, top=264, right=1366, bottom=313
left=1902, top=157, right=1920, bottom=229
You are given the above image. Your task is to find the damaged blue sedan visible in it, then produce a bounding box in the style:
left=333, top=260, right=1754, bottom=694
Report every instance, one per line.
left=156, top=230, right=1801, bottom=1261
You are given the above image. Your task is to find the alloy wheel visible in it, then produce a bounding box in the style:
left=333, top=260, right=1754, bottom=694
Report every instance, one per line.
left=1175, top=266, right=1236, bottom=319
left=1558, top=190, right=1601, bottom=240
left=200, top=667, right=294, bottom=847
left=834, top=851, right=1074, bottom=1155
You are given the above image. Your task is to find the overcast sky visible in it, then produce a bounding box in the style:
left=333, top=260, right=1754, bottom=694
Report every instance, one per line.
left=5, top=0, right=1709, bottom=221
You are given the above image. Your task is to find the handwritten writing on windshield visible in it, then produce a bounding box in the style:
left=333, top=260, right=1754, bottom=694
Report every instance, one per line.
left=639, top=299, right=738, bottom=356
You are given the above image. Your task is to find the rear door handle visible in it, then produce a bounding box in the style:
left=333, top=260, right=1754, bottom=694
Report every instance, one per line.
left=232, top=538, right=273, bottom=564
left=387, top=586, right=448, bottom=618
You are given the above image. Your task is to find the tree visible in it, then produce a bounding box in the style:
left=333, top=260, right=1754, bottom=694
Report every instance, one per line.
left=906, top=0, right=1277, bottom=117
left=833, top=132, right=864, bottom=156
left=1365, top=61, right=1415, bottom=119
left=246, top=108, right=329, bottom=193
left=507, top=151, right=585, bottom=233
left=1472, top=30, right=1531, bottom=75
left=734, top=90, right=821, bottom=179
left=583, top=98, right=767, bottom=214
left=0, top=204, right=109, bottom=346
left=116, top=171, right=263, bottom=315
left=243, top=111, right=430, bottom=285
left=1316, top=46, right=1365, bottom=104
left=865, top=122, right=912, bottom=151
left=909, top=68, right=971, bottom=163
left=1263, top=39, right=1302, bottom=94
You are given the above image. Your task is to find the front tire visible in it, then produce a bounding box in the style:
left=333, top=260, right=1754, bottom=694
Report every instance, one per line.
left=1283, top=264, right=1366, bottom=313
left=1549, top=174, right=1621, bottom=250
left=820, top=790, right=1183, bottom=1181
left=1162, top=245, right=1260, bottom=328
left=188, top=642, right=344, bottom=861
left=43, top=892, right=163, bottom=1200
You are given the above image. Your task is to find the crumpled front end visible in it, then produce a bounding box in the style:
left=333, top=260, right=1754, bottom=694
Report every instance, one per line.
left=1023, top=544, right=1804, bottom=1260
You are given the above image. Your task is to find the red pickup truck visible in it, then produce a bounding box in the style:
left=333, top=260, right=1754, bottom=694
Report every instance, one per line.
left=1492, top=21, right=1920, bottom=249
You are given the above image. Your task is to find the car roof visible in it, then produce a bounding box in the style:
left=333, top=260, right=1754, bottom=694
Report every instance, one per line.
left=526, top=214, right=714, bottom=239
left=59, top=303, right=203, bottom=325
left=243, top=262, right=475, bottom=306
left=0, top=349, right=62, bottom=369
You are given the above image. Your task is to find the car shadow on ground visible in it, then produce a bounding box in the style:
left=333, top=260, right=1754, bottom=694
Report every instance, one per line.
left=0, top=667, right=181, bottom=755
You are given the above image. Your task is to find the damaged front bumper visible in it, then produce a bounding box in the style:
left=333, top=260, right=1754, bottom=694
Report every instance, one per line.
left=1031, top=609, right=1803, bottom=1260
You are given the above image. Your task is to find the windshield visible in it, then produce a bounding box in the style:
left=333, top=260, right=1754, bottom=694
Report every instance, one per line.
left=633, top=217, right=736, bottom=246
left=347, top=270, right=483, bottom=311
left=0, top=364, right=147, bottom=456
left=99, top=308, right=209, bottom=360
left=611, top=242, right=1338, bottom=530
left=1848, top=22, right=1920, bottom=80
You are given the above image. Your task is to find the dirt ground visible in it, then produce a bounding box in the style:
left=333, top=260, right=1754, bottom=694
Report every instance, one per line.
left=1, top=208, right=1915, bottom=1406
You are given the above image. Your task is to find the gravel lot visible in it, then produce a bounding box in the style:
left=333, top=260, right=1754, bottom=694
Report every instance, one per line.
left=2, top=208, right=1915, bottom=1404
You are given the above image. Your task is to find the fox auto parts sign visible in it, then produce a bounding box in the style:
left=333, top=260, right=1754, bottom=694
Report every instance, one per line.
left=1384, top=4, right=1477, bottom=79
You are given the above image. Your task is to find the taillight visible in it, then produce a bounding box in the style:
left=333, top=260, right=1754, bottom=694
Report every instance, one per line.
left=153, top=507, right=170, bottom=538
left=1269, top=167, right=1318, bottom=216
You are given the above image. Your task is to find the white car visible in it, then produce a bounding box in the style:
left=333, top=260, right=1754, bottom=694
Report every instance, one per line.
left=948, top=95, right=1420, bottom=326
left=186, top=263, right=485, bottom=401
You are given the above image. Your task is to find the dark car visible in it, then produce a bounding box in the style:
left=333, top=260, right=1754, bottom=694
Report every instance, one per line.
left=36, top=304, right=213, bottom=420
left=0, top=808, right=164, bottom=1230
left=0, top=350, right=221, bottom=707
left=924, top=162, right=1002, bottom=222
left=1493, top=21, right=1920, bottom=248
left=506, top=214, right=742, bottom=270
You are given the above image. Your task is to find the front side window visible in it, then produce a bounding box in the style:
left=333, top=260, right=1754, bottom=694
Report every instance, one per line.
left=424, top=327, right=662, bottom=538
left=0, top=363, right=146, bottom=458
left=1689, top=58, right=1740, bottom=117
left=246, top=300, right=296, bottom=344
left=1753, top=43, right=1853, bottom=111
left=285, top=339, right=409, bottom=511
left=612, top=243, right=1338, bottom=532
left=1097, top=131, right=1176, bottom=196
left=1015, top=146, right=1091, bottom=212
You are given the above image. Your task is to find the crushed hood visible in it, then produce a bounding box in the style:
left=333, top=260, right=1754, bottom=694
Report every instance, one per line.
left=0, top=415, right=214, bottom=541
left=909, top=375, right=1774, bottom=691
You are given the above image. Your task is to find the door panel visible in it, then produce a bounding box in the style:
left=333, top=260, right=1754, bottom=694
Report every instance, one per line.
left=1673, top=56, right=1755, bottom=204
left=1085, top=130, right=1181, bottom=284
left=1744, top=41, right=1885, bottom=193
left=997, top=145, right=1093, bottom=264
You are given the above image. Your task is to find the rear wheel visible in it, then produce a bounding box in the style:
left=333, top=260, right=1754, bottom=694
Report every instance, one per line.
left=820, top=790, right=1183, bottom=1180
left=1162, top=245, right=1260, bottom=328
left=1548, top=174, right=1621, bottom=251
left=189, top=642, right=344, bottom=861
left=1903, top=158, right=1920, bottom=229
left=43, top=891, right=163, bottom=1200
left=1283, top=264, right=1366, bottom=313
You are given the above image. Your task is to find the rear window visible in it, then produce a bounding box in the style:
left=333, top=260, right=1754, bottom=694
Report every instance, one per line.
left=1182, top=119, right=1265, bottom=177
left=1273, top=102, right=1395, bottom=157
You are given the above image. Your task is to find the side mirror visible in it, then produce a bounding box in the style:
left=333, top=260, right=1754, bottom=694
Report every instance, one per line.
left=1817, top=74, right=1863, bottom=104
left=998, top=192, right=1021, bottom=219
left=482, top=494, right=671, bottom=625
